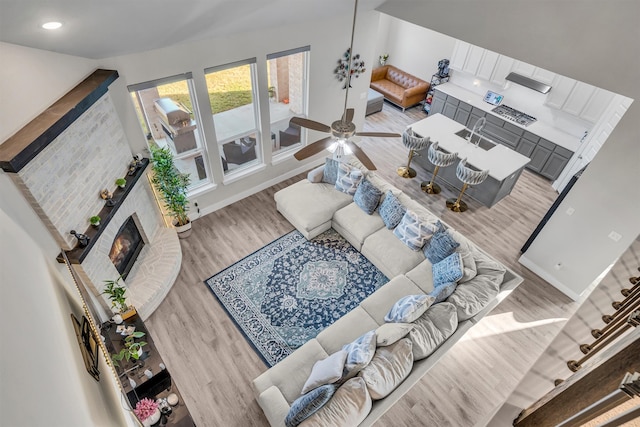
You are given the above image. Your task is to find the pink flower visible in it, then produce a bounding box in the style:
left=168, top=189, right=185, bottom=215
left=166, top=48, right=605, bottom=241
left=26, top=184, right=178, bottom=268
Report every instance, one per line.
left=134, top=398, right=158, bottom=421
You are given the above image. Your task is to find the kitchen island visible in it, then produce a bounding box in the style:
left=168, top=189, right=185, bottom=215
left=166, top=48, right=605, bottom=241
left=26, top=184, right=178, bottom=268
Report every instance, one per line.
left=411, top=113, right=530, bottom=208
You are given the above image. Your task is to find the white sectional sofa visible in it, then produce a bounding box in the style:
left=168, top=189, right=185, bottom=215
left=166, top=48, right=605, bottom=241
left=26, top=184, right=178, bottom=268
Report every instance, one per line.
left=252, top=159, right=523, bottom=427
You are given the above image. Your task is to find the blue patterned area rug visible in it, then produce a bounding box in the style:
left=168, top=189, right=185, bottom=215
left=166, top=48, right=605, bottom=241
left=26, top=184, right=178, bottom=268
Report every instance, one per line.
left=204, top=229, right=388, bottom=366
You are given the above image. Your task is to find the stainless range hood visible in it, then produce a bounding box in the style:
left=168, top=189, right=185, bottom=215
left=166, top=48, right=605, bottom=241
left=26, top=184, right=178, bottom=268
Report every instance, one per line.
left=506, top=72, right=552, bottom=94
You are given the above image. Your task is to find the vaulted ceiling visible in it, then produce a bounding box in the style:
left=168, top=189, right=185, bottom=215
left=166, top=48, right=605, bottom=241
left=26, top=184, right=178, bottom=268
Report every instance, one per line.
left=0, top=0, right=386, bottom=59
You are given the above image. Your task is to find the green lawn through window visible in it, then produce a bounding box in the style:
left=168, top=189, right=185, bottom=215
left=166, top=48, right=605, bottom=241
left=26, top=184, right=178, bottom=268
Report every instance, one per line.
left=157, top=65, right=253, bottom=115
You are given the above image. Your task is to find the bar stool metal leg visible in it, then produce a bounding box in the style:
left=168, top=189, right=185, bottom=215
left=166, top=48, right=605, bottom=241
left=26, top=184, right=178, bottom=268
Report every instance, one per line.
left=397, top=149, right=417, bottom=178
left=421, top=166, right=441, bottom=193
left=447, top=183, right=469, bottom=212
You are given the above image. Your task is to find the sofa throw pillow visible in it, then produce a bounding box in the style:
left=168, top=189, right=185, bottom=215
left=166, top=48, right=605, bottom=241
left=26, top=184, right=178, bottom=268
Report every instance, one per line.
left=353, top=178, right=382, bottom=215
left=375, top=323, right=415, bottom=346
left=335, top=162, right=363, bottom=195
left=378, top=191, right=405, bottom=229
left=300, top=350, right=348, bottom=394
left=285, top=384, right=337, bottom=427
left=429, top=281, right=458, bottom=303
left=341, top=330, right=377, bottom=378
left=384, top=294, right=435, bottom=323
left=297, top=377, right=371, bottom=427
left=432, top=252, right=464, bottom=288
left=393, top=210, right=439, bottom=251
left=322, top=158, right=339, bottom=185
left=424, top=225, right=460, bottom=264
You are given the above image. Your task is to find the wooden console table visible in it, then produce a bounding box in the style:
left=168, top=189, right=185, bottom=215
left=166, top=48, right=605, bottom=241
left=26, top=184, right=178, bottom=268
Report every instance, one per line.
left=101, top=313, right=196, bottom=426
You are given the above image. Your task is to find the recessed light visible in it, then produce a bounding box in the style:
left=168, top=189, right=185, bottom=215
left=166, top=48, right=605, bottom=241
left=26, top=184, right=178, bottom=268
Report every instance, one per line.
left=42, top=22, right=62, bottom=30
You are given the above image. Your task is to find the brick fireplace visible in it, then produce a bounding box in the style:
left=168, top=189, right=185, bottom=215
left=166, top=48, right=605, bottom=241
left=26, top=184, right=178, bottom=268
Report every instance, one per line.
left=0, top=70, right=181, bottom=321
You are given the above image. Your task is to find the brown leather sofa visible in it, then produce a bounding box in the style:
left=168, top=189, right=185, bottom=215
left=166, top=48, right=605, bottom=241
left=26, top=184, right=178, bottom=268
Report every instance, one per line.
left=370, top=65, right=429, bottom=111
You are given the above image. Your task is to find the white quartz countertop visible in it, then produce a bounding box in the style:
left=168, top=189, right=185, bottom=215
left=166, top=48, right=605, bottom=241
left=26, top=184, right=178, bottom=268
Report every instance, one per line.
left=434, top=83, right=579, bottom=152
left=410, top=113, right=531, bottom=181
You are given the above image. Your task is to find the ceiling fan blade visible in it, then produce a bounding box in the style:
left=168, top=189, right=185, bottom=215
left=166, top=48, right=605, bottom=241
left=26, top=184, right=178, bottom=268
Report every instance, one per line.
left=293, top=137, right=334, bottom=160
left=342, top=108, right=354, bottom=123
left=355, top=132, right=401, bottom=138
left=290, top=116, right=331, bottom=133
left=346, top=141, right=377, bottom=170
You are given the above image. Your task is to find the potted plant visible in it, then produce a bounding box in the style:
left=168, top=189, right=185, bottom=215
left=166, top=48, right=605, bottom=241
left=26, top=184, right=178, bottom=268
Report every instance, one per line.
left=111, top=331, right=147, bottom=367
left=379, top=53, right=389, bottom=66
left=101, top=276, right=136, bottom=321
left=150, top=146, right=192, bottom=238
left=268, top=86, right=276, bottom=102
left=90, top=215, right=101, bottom=227
left=134, top=397, right=161, bottom=426
left=115, top=177, right=127, bottom=189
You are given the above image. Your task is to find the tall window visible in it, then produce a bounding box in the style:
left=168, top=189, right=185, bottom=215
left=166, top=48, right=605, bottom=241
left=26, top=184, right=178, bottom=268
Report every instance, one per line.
left=128, top=73, right=210, bottom=189
left=267, top=46, right=310, bottom=154
left=206, top=59, right=261, bottom=175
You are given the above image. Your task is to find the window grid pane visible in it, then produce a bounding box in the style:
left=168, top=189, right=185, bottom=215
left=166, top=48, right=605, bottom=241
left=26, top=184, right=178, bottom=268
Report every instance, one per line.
left=207, top=63, right=261, bottom=175
left=129, top=78, right=209, bottom=189
left=268, top=49, right=309, bottom=154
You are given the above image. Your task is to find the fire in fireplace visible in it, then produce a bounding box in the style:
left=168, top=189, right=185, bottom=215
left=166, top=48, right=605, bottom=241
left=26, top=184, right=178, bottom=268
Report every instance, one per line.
left=109, top=216, right=145, bottom=279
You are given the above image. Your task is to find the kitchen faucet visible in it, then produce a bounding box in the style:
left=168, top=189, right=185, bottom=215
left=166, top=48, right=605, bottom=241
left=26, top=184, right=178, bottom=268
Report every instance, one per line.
left=468, top=117, right=486, bottom=146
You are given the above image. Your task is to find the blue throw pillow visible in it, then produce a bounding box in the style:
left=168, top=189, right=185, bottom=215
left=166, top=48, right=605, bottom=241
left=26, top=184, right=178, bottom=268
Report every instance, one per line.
left=353, top=178, right=382, bottom=215
left=424, top=224, right=460, bottom=264
left=429, top=282, right=458, bottom=303
left=384, top=294, right=435, bottom=323
left=341, top=330, right=377, bottom=376
left=285, top=384, right=337, bottom=427
left=334, top=162, right=363, bottom=195
left=322, top=158, right=339, bottom=185
left=432, top=252, right=464, bottom=287
left=393, top=210, right=439, bottom=251
left=379, top=191, right=406, bottom=229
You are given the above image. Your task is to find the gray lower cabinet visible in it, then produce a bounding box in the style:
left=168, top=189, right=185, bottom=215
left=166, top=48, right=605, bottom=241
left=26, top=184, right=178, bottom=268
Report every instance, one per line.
left=430, top=92, right=446, bottom=115
left=433, top=89, right=574, bottom=181
left=454, top=107, right=470, bottom=125
left=443, top=101, right=457, bottom=120
left=528, top=145, right=553, bottom=172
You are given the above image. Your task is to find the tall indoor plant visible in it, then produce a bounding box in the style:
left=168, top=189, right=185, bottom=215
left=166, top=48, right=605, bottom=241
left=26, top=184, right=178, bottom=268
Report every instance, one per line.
left=150, top=146, right=192, bottom=238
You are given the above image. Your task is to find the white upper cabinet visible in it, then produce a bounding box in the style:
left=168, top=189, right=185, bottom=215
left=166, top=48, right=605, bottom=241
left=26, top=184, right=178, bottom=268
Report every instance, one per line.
left=563, top=82, right=596, bottom=116
left=490, top=55, right=515, bottom=86
left=462, top=45, right=485, bottom=74
left=532, top=67, right=556, bottom=85
left=450, top=41, right=471, bottom=71
left=580, top=88, right=615, bottom=123
left=511, top=60, right=536, bottom=77
left=545, top=75, right=577, bottom=109
left=477, top=50, right=499, bottom=81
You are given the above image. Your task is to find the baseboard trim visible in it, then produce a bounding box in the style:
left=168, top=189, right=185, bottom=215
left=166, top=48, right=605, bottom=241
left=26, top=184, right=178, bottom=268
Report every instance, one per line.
left=518, top=255, right=581, bottom=301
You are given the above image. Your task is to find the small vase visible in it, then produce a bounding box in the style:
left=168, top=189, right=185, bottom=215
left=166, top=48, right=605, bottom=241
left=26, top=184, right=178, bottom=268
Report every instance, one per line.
left=143, top=408, right=161, bottom=426
left=112, top=314, right=123, bottom=324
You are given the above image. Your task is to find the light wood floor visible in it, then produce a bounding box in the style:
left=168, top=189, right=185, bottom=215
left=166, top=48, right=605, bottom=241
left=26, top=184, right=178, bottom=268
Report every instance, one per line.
left=145, top=103, right=580, bottom=427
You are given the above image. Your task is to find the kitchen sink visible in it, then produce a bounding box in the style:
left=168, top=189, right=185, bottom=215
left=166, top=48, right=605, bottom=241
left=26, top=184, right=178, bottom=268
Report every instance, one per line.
left=454, top=129, right=497, bottom=150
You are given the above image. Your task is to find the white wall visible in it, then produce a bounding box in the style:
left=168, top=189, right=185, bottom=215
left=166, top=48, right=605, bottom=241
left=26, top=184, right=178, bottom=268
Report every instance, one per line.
left=0, top=171, right=135, bottom=427
left=378, top=0, right=640, bottom=299
left=376, top=15, right=456, bottom=81
left=0, top=42, right=98, bottom=142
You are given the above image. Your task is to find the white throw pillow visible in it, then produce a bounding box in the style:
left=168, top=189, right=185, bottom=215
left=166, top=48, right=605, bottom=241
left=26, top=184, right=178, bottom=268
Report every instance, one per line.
left=300, top=350, right=348, bottom=394
left=384, top=294, right=435, bottom=323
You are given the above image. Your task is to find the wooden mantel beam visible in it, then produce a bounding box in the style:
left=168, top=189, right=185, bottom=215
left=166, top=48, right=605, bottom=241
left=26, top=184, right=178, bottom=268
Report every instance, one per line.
left=0, top=69, right=119, bottom=173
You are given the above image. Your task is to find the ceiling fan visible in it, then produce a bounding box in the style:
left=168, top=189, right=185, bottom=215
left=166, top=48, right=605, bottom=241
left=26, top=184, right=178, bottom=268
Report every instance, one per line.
left=291, top=0, right=400, bottom=170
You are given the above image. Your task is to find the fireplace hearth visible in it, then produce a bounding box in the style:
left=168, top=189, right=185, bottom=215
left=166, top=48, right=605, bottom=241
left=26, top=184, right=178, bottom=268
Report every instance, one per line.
left=110, top=216, right=144, bottom=279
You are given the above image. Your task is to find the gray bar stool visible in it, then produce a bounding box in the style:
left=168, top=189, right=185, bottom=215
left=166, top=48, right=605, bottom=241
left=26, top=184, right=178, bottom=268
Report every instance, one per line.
left=397, top=128, right=430, bottom=178
left=446, top=158, right=489, bottom=212
left=421, top=141, right=458, bottom=194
